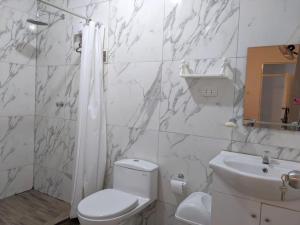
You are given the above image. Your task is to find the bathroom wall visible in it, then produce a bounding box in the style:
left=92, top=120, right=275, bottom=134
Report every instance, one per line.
left=33, top=0, right=77, bottom=202
left=0, top=0, right=36, bottom=199
left=36, top=0, right=300, bottom=223
left=103, top=0, right=300, bottom=224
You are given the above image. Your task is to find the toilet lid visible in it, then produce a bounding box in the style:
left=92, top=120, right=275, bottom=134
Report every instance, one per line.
left=78, top=189, right=139, bottom=220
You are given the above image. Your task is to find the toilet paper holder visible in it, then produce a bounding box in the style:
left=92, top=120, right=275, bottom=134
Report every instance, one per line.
left=172, top=173, right=185, bottom=181
left=170, top=173, right=187, bottom=195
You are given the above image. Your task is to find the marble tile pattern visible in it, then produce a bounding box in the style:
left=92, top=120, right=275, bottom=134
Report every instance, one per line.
left=0, top=165, right=33, bottom=199
left=0, top=63, right=35, bottom=116
left=0, top=116, right=34, bottom=172
left=0, top=4, right=36, bottom=65
left=34, top=117, right=75, bottom=175
left=163, top=0, right=240, bottom=60
left=160, top=59, right=235, bottom=139
left=33, top=164, right=72, bottom=202
left=33, top=0, right=83, bottom=202
left=33, top=0, right=300, bottom=224
left=108, top=0, right=164, bottom=62
left=35, top=65, right=66, bottom=118
left=0, top=1, right=36, bottom=199
left=238, top=0, right=300, bottom=57
left=107, top=62, right=162, bottom=130
left=66, top=1, right=109, bottom=65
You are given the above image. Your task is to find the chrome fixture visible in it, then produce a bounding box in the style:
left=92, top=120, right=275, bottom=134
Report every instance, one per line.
left=26, top=19, right=48, bottom=26
left=38, top=0, right=92, bottom=24
left=282, top=171, right=300, bottom=189
left=262, top=151, right=271, bottom=165
left=56, top=102, right=64, bottom=108
left=73, top=32, right=83, bottom=53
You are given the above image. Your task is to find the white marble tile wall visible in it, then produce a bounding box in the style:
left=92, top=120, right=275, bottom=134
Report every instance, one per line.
left=33, top=0, right=78, bottom=202
left=34, top=0, right=300, bottom=223
left=0, top=1, right=36, bottom=199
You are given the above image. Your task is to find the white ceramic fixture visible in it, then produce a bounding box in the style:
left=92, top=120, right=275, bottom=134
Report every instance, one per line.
left=77, top=159, right=158, bottom=225
left=209, top=151, right=300, bottom=201
left=175, top=192, right=212, bottom=225
left=179, top=60, right=234, bottom=79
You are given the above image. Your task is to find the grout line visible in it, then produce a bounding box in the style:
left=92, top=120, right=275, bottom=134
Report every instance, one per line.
left=107, top=123, right=233, bottom=142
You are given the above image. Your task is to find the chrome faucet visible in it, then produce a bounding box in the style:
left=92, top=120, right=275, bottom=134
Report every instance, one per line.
left=262, top=151, right=271, bottom=165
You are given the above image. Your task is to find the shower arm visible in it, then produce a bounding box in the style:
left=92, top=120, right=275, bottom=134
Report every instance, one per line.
left=38, top=0, right=92, bottom=24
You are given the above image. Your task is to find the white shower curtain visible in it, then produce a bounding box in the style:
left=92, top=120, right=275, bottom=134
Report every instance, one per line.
left=70, top=21, right=107, bottom=218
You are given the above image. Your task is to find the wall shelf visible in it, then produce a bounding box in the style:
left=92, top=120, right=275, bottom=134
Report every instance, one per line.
left=179, top=60, right=234, bottom=80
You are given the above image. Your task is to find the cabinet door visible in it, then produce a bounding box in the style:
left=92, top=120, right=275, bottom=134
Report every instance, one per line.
left=211, top=192, right=260, bottom=225
left=261, top=204, right=300, bottom=225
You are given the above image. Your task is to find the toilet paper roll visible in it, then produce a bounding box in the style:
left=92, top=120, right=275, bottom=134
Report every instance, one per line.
left=170, top=179, right=186, bottom=195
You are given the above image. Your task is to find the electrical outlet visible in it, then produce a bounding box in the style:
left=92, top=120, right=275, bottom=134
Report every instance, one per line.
left=199, top=88, right=218, bottom=97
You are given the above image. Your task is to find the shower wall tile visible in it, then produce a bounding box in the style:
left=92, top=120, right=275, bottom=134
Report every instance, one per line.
left=39, top=0, right=68, bottom=12
left=36, top=65, right=66, bottom=118
left=0, top=0, right=36, bottom=13
left=0, top=5, right=36, bottom=65
left=108, top=0, right=163, bottom=63
left=158, top=132, right=230, bottom=206
left=0, top=164, right=33, bottom=199
left=237, top=0, right=300, bottom=57
left=34, top=0, right=78, bottom=201
left=163, top=0, right=239, bottom=61
left=68, top=0, right=108, bottom=9
left=65, top=1, right=109, bottom=65
left=0, top=0, right=36, bottom=199
left=107, top=62, right=161, bottom=130
left=34, top=117, right=65, bottom=170
left=105, top=125, right=159, bottom=188
left=65, top=64, right=79, bottom=120
left=0, top=116, right=34, bottom=171
left=34, top=116, right=76, bottom=176
left=34, top=113, right=75, bottom=202
left=160, top=60, right=234, bottom=140
left=36, top=13, right=67, bottom=66
left=0, top=63, right=35, bottom=116
left=34, top=165, right=72, bottom=202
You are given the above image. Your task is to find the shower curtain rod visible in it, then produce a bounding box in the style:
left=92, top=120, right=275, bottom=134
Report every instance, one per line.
left=38, top=0, right=92, bottom=23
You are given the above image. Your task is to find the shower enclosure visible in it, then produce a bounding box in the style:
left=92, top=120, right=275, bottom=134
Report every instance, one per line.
left=0, top=0, right=104, bottom=204
left=33, top=0, right=81, bottom=202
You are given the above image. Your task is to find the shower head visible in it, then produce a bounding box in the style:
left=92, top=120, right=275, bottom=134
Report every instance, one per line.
left=26, top=19, right=49, bottom=26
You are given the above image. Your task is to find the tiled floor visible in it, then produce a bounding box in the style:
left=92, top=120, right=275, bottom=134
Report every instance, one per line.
left=0, top=190, right=71, bottom=225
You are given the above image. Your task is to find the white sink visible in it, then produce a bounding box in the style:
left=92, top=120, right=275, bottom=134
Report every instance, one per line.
left=209, top=151, right=300, bottom=201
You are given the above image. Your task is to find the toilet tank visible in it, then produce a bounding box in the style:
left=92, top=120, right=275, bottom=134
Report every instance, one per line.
left=113, top=159, right=158, bottom=201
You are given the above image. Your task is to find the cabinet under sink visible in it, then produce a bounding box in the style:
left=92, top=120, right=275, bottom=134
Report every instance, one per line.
left=211, top=192, right=300, bottom=225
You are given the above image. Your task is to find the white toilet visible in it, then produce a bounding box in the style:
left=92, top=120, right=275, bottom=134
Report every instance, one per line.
left=77, top=159, right=158, bottom=225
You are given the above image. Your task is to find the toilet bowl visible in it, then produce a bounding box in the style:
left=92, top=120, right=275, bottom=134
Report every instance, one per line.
left=77, top=159, right=158, bottom=225
left=175, top=192, right=212, bottom=225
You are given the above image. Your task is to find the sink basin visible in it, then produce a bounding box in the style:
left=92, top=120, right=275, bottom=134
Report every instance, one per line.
left=209, top=151, right=300, bottom=201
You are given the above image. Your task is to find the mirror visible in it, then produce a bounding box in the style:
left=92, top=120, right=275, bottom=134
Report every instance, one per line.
left=243, top=44, right=300, bottom=131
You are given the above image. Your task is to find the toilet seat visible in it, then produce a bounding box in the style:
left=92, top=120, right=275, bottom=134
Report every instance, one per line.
left=78, top=189, right=139, bottom=220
